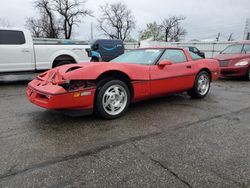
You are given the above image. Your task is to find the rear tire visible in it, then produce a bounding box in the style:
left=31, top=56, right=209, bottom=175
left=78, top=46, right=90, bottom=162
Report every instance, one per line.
left=95, top=80, right=130, bottom=119
left=187, top=71, right=211, bottom=98
left=55, top=60, right=73, bottom=67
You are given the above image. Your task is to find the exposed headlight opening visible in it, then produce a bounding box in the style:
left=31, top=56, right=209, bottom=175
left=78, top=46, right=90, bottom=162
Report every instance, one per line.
left=60, top=80, right=85, bottom=91
left=235, top=61, right=249, bottom=66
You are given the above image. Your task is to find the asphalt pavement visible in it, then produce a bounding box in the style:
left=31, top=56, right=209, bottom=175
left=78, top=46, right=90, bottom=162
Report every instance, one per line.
left=0, top=75, right=249, bottom=188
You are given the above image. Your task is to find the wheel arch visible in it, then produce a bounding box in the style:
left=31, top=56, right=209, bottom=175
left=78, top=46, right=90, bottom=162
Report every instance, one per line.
left=96, top=70, right=134, bottom=99
left=48, top=50, right=79, bottom=68
left=198, top=68, right=212, bottom=80
left=52, top=54, right=76, bottom=68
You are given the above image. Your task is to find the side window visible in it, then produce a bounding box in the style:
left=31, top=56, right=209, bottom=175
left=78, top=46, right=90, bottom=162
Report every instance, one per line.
left=0, top=30, right=25, bottom=45
left=192, top=47, right=199, bottom=53
left=190, top=51, right=203, bottom=60
left=160, top=49, right=187, bottom=63
left=243, top=44, right=250, bottom=54
left=189, top=47, right=194, bottom=52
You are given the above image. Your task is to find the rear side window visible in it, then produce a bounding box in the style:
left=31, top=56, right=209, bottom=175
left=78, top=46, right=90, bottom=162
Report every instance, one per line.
left=0, top=30, right=25, bottom=45
left=160, top=49, right=187, bottom=63
left=243, top=44, right=250, bottom=54
left=190, top=51, right=203, bottom=60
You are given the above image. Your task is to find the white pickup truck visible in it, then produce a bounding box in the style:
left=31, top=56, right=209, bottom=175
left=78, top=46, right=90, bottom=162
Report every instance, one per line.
left=0, top=28, right=90, bottom=73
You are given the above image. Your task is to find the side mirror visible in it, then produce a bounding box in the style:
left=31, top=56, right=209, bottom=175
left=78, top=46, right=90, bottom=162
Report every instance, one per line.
left=158, top=60, right=173, bottom=66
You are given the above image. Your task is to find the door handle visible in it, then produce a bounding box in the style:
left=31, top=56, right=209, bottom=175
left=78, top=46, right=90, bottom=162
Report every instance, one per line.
left=22, top=49, right=30, bottom=53
left=186, top=65, right=192, bottom=68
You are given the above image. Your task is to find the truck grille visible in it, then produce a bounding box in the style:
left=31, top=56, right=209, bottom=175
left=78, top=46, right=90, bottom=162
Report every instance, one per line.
left=219, top=60, right=230, bottom=67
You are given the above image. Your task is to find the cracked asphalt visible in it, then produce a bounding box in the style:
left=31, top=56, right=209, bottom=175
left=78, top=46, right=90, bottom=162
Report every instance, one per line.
left=0, top=75, right=250, bottom=188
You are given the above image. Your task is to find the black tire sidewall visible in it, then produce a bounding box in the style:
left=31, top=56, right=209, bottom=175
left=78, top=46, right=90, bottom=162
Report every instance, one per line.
left=193, top=71, right=211, bottom=98
left=95, top=80, right=130, bottom=119
left=91, top=58, right=99, bottom=62
left=56, top=60, right=73, bottom=67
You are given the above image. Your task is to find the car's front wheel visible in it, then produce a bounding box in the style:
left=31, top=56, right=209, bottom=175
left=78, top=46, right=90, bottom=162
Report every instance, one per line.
left=187, top=71, right=211, bottom=98
left=95, top=80, right=130, bottom=119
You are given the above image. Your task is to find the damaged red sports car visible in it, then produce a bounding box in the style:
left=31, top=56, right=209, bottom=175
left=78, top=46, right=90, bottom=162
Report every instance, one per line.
left=26, top=47, right=220, bottom=119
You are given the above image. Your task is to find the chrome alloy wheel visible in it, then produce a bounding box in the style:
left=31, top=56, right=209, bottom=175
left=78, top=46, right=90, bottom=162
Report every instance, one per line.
left=102, top=84, right=128, bottom=116
left=197, top=74, right=210, bottom=95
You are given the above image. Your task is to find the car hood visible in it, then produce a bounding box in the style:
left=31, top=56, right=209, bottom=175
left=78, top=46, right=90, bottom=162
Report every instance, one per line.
left=36, top=62, right=150, bottom=84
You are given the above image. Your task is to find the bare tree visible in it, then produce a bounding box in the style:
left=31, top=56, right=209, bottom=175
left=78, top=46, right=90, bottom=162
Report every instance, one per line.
left=170, top=25, right=187, bottom=42
left=97, top=2, right=136, bottom=41
left=26, top=0, right=91, bottom=39
left=35, top=0, right=60, bottom=38
left=53, top=0, right=92, bottom=39
left=0, top=18, right=12, bottom=27
left=139, top=22, right=162, bottom=41
left=26, top=10, right=60, bottom=38
left=160, top=15, right=186, bottom=42
left=25, top=17, right=44, bottom=37
left=26, top=0, right=60, bottom=38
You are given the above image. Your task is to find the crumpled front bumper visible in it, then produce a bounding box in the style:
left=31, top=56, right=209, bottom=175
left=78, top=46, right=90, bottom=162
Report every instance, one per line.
left=26, top=79, right=96, bottom=110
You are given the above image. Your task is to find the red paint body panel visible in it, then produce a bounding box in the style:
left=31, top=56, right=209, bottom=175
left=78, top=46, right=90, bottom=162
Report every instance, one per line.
left=26, top=47, right=220, bottom=113
left=62, top=62, right=150, bottom=81
left=26, top=85, right=95, bottom=110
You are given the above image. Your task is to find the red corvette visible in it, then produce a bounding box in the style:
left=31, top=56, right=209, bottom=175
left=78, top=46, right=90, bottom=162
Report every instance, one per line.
left=26, top=47, right=220, bottom=119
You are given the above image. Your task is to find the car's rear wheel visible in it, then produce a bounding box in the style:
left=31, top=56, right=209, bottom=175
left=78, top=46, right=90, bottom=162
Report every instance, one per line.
left=187, top=71, right=211, bottom=98
left=95, top=80, right=130, bottom=119
left=245, top=67, right=250, bottom=81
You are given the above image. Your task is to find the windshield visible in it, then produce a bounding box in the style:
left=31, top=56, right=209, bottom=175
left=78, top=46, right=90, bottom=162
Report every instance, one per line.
left=111, top=49, right=164, bottom=65
left=222, top=44, right=243, bottom=54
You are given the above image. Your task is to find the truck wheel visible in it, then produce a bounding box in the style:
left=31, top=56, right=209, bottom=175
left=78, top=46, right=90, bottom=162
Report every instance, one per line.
left=91, top=57, right=99, bottom=62
left=55, top=60, right=73, bottom=67
left=187, top=71, right=211, bottom=98
left=245, top=67, right=250, bottom=81
left=95, top=80, right=130, bottom=119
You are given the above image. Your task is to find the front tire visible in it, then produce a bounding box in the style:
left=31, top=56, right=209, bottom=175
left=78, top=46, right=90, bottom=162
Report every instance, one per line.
left=187, top=71, right=211, bottom=98
left=95, top=80, right=130, bottom=119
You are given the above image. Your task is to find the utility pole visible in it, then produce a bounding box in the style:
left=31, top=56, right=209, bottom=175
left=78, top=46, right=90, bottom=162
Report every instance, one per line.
left=228, top=33, right=233, bottom=41
left=90, top=22, right=94, bottom=41
left=243, top=18, right=250, bottom=40
left=247, top=33, right=250, bottom=40
left=216, top=32, right=220, bottom=42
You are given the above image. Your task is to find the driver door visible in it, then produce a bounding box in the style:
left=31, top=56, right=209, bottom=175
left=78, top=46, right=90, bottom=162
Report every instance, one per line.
left=150, top=49, right=196, bottom=97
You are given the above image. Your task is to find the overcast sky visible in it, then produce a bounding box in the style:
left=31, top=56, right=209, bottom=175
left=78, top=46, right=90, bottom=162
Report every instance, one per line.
left=0, top=0, right=249, bottom=41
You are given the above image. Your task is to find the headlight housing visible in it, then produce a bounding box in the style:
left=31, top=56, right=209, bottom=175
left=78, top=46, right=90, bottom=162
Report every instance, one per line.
left=235, top=61, right=249, bottom=66
left=60, top=80, right=85, bottom=91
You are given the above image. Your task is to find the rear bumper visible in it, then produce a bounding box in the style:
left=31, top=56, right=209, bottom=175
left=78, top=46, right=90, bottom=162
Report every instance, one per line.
left=26, top=85, right=95, bottom=111
left=220, top=66, right=248, bottom=77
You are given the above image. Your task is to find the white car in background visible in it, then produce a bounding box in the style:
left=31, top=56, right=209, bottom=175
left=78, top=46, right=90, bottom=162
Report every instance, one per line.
left=0, top=28, right=90, bottom=73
